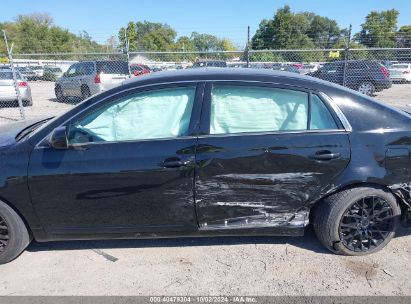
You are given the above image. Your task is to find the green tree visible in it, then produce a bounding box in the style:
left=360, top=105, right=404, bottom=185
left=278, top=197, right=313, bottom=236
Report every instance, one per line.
left=251, top=6, right=314, bottom=50
left=355, top=9, right=399, bottom=48
left=251, top=6, right=343, bottom=51
left=118, top=21, right=176, bottom=51
left=304, top=13, right=343, bottom=49
left=397, top=25, right=411, bottom=48
left=1, top=13, right=105, bottom=55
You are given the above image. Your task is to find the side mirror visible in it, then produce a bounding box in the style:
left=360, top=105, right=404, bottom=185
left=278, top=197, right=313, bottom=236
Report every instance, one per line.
left=50, top=126, right=68, bottom=150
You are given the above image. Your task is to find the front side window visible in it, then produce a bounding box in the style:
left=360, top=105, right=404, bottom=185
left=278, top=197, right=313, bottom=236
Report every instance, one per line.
left=69, top=86, right=196, bottom=144
left=209, top=86, right=338, bottom=135
left=66, top=64, right=78, bottom=77
left=210, top=86, right=308, bottom=134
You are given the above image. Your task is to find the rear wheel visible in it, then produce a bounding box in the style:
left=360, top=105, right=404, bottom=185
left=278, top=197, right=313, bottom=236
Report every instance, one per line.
left=0, top=200, right=31, bottom=264
left=314, top=186, right=400, bottom=256
left=358, top=81, right=375, bottom=96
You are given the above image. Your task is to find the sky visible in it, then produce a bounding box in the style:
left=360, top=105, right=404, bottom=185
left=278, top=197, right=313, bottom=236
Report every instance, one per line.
left=1, top=0, right=411, bottom=47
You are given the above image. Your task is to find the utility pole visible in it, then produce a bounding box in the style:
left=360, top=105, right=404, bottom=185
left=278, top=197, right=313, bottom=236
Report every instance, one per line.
left=343, top=24, right=352, bottom=87
left=246, top=26, right=250, bottom=68
left=124, top=29, right=131, bottom=76
left=2, top=30, right=25, bottom=120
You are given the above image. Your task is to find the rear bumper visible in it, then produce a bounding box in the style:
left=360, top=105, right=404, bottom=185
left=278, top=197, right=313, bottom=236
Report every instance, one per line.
left=376, top=80, right=392, bottom=91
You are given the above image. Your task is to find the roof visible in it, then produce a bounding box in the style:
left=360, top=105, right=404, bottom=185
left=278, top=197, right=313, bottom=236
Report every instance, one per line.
left=122, top=67, right=332, bottom=88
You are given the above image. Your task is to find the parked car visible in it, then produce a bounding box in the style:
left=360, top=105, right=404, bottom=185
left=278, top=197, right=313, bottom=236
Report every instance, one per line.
left=28, top=65, right=44, bottom=80
left=308, top=60, right=392, bottom=96
left=388, top=63, right=411, bottom=83
left=16, top=66, right=37, bottom=81
left=43, top=66, right=64, bottom=81
left=0, top=69, right=32, bottom=107
left=130, top=64, right=151, bottom=77
left=298, top=63, right=321, bottom=75
left=0, top=68, right=411, bottom=263
left=54, top=60, right=130, bottom=101
left=192, top=60, right=227, bottom=68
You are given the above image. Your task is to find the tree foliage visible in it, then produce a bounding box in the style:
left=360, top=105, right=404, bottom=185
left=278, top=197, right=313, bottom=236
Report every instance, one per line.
left=0, top=13, right=105, bottom=55
left=118, top=22, right=238, bottom=54
left=397, top=25, right=411, bottom=48
left=355, top=9, right=399, bottom=48
left=251, top=6, right=345, bottom=50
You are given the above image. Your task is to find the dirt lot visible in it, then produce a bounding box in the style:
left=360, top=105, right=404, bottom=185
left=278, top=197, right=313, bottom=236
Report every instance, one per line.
left=0, top=81, right=410, bottom=296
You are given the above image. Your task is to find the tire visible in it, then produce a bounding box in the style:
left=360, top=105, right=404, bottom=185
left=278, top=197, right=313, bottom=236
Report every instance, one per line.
left=23, top=100, right=33, bottom=107
left=81, top=86, right=91, bottom=100
left=0, top=200, right=31, bottom=264
left=55, top=86, right=64, bottom=102
left=314, top=186, right=401, bottom=256
left=357, top=81, right=376, bottom=96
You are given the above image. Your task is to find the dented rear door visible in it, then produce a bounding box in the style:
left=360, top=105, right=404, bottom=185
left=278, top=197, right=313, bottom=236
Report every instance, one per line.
left=194, top=82, right=351, bottom=229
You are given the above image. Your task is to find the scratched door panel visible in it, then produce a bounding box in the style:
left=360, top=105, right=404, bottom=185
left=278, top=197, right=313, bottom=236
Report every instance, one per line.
left=195, top=132, right=351, bottom=228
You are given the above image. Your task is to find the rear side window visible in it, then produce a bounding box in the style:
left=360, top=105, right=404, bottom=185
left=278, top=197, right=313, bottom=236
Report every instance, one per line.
left=97, top=61, right=129, bottom=75
left=210, top=86, right=338, bottom=135
left=210, top=86, right=308, bottom=134
left=310, top=95, right=338, bottom=130
left=0, top=71, right=22, bottom=80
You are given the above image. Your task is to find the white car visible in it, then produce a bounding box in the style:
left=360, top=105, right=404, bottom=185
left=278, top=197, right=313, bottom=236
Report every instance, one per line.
left=28, top=65, right=44, bottom=80
left=388, top=63, right=411, bottom=83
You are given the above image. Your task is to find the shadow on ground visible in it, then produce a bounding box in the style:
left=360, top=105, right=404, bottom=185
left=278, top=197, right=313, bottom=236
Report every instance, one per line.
left=26, top=225, right=411, bottom=256
left=26, top=226, right=331, bottom=255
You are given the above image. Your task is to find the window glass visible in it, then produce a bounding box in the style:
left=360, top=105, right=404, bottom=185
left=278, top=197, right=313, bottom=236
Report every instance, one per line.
left=210, top=86, right=308, bottom=134
left=97, top=61, right=129, bottom=74
left=66, top=64, right=77, bottom=76
left=310, top=95, right=338, bottom=130
left=69, top=87, right=196, bottom=143
left=321, top=63, right=343, bottom=73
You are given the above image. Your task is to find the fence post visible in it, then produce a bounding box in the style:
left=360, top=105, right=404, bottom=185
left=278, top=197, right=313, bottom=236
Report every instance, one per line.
left=246, top=26, right=250, bottom=68
left=342, top=24, right=352, bottom=88
left=2, top=30, right=25, bottom=120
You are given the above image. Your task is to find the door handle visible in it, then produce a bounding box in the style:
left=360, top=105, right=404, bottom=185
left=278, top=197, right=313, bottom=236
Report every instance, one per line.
left=309, top=151, right=341, bottom=161
left=162, top=159, right=192, bottom=168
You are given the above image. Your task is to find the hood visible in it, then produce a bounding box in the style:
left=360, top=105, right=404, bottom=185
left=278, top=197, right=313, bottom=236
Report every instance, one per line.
left=0, top=117, right=50, bottom=147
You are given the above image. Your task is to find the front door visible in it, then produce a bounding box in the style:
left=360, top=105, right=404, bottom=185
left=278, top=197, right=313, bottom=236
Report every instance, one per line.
left=195, top=83, right=351, bottom=229
left=28, top=84, right=203, bottom=235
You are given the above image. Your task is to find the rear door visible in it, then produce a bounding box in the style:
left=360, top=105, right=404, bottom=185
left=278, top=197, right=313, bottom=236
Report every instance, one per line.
left=195, top=82, right=351, bottom=229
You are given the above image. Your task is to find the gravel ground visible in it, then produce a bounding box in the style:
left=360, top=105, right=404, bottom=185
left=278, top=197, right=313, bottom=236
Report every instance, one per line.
left=0, top=81, right=410, bottom=296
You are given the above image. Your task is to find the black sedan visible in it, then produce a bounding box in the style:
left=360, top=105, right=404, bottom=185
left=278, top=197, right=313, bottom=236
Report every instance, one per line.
left=0, top=68, right=410, bottom=264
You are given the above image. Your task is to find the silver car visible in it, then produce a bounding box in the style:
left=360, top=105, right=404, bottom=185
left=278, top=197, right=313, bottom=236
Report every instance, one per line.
left=0, top=69, right=32, bottom=107
left=55, top=60, right=130, bottom=101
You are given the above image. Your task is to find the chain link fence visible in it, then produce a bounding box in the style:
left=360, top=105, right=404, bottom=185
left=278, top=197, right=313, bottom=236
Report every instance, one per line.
left=1, top=48, right=411, bottom=125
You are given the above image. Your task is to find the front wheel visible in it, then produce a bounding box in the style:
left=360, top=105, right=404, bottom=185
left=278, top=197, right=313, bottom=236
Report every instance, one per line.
left=55, top=86, right=64, bottom=102
left=314, top=186, right=401, bottom=256
left=0, top=200, right=31, bottom=264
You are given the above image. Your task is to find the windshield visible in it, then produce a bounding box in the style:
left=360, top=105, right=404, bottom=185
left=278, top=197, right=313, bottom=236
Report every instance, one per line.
left=0, top=71, right=13, bottom=79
